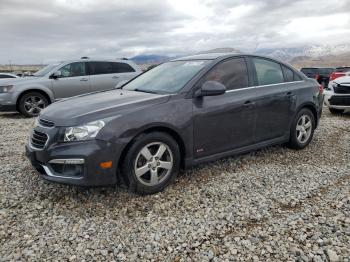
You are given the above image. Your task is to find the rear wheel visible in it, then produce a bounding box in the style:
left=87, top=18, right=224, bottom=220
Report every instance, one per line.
left=287, top=108, right=315, bottom=149
left=18, top=92, right=48, bottom=117
left=329, top=108, right=344, bottom=114
left=122, top=132, right=180, bottom=195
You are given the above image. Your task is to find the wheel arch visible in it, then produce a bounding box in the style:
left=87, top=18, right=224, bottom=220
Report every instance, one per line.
left=16, top=88, right=53, bottom=111
left=295, top=102, right=319, bottom=127
left=117, top=125, right=187, bottom=185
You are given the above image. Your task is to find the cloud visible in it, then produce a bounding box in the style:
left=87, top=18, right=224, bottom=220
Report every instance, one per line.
left=0, top=0, right=349, bottom=63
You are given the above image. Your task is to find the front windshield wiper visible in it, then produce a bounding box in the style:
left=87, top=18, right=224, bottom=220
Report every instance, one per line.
left=134, top=88, right=158, bottom=94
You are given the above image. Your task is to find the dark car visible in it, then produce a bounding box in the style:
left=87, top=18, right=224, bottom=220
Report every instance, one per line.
left=26, top=53, right=324, bottom=195
left=300, top=67, right=334, bottom=87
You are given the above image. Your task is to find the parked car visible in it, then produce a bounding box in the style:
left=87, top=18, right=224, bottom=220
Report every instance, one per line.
left=329, top=66, right=350, bottom=82
left=324, top=75, right=350, bottom=114
left=26, top=53, right=323, bottom=195
left=300, top=67, right=334, bottom=87
left=0, top=58, right=141, bottom=117
left=0, top=73, right=19, bottom=79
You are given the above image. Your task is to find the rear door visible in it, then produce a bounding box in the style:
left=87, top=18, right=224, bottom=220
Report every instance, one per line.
left=88, top=61, right=137, bottom=92
left=193, top=57, right=257, bottom=158
left=51, top=62, right=90, bottom=99
left=250, top=57, right=297, bottom=143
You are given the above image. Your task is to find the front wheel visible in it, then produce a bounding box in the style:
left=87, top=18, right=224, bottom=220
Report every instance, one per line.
left=287, top=108, right=315, bottom=149
left=122, top=132, right=180, bottom=195
left=18, top=92, right=48, bottom=117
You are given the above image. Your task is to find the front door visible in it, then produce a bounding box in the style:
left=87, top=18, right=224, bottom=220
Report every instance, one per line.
left=193, top=57, right=257, bottom=158
left=51, top=62, right=90, bottom=99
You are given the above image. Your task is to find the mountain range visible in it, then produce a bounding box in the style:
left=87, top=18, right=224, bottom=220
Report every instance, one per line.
left=130, top=44, right=350, bottom=68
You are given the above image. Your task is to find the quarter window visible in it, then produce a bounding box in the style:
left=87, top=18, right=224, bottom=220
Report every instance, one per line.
left=253, top=58, right=284, bottom=85
left=202, top=58, right=249, bottom=90
left=112, top=62, right=135, bottom=73
left=58, top=62, right=86, bottom=78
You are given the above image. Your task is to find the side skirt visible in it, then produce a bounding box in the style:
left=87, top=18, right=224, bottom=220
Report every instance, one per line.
left=185, top=135, right=289, bottom=168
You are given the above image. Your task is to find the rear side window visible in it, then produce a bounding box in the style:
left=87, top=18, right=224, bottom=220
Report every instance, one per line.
left=89, top=62, right=113, bottom=75
left=282, top=66, right=294, bottom=82
left=112, top=62, right=135, bottom=73
left=253, top=58, right=284, bottom=85
left=282, top=65, right=302, bottom=82
left=202, top=58, right=249, bottom=90
left=58, top=62, right=86, bottom=77
left=89, top=62, right=136, bottom=75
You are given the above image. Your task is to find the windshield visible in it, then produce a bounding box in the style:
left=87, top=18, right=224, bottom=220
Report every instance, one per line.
left=123, top=60, right=210, bottom=94
left=33, top=63, right=61, bottom=77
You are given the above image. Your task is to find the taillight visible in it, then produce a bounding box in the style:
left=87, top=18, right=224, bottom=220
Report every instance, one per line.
left=319, top=84, right=324, bottom=94
left=330, top=72, right=346, bottom=81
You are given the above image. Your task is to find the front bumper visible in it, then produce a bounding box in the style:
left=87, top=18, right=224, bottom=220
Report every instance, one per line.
left=25, top=139, right=119, bottom=186
left=0, top=92, right=17, bottom=112
left=324, top=91, right=350, bottom=109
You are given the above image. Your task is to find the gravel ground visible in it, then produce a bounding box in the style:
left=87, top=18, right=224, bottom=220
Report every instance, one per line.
left=0, top=109, right=349, bottom=261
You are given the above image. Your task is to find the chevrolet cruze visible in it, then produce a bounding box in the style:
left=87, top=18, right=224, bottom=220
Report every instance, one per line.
left=26, top=53, right=324, bottom=195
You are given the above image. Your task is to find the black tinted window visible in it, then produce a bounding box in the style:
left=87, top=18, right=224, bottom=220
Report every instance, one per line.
left=282, top=65, right=294, bottom=82
left=89, top=62, right=113, bottom=75
left=202, top=58, right=249, bottom=90
left=253, top=58, right=284, bottom=85
left=58, top=62, right=86, bottom=77
left=112, top=62, right=135, bottom=73
left=0, top=75, right=15, bottom=78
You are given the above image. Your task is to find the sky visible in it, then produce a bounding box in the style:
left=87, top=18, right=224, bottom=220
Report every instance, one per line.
left=0, top=0, right=350, bottom=64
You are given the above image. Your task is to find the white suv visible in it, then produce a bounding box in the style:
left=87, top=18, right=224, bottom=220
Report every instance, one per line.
left=325, top=74, right=350, bottom=114
left=0, top=58, right=142, bottom=117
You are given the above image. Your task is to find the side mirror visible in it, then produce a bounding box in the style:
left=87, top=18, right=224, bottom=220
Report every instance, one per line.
left=50, top=71, right=62, bottom=79
left=194, top=81, right=226, bottom=98
left=115, top=80, right=128, bottom=89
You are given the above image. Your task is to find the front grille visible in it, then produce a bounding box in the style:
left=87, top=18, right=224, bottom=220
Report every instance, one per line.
left=334, top=84, right=350, bottom=94
left=31, top=130, right=48, bottom=149
left=39, top=118, right=55, bottom=128
left=329, top=96, right=350, bottom=106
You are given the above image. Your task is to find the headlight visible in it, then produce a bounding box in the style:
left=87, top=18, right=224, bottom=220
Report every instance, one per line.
left=332, top=82, right=338, bottom=89
left=63, top=120, right=105, bottom=142
left=0, top=85, right=14, bottom=93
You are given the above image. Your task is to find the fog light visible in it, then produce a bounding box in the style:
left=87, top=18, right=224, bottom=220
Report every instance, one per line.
left=100, top=161, right=112, bottom=169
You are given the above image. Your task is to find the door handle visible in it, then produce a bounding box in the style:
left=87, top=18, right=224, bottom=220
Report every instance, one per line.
left=286, top=91, right=293, bottom=96
left=80, top=78, right=88, bottom=81
left=243, top=100, right=255, bottom=107
left=112, top=76, right=119, bottom=79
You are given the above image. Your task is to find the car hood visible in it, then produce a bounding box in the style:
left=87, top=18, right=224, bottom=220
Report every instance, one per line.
left=0, top=76, right=44, bottom=86
left=40, top=89, right=170, bottom=126
left=334, top=76, right=350, bottom=86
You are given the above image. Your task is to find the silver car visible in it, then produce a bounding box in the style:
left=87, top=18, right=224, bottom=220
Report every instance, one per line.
left=0, top=58, right=142, bottom=117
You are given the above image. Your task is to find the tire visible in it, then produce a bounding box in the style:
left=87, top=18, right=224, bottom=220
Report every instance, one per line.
left=18, top=92, right=49, bottom=117
left=122, top=132, right=180, bottom=195
left=287, top=108, right=315, bottom=150
left=329, top=108, right=344, bottom=114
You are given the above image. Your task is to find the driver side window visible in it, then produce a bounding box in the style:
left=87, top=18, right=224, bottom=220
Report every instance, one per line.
left=58, top=62, right=86, bottom=78
left=201, top=58, right=249, bottom=90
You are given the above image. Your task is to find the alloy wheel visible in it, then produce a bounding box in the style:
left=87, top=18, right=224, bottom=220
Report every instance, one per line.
left=24, top=96, right=46, bottom=115
left=296, top=114, right=312, bottom=144
left=134, top=142, right=173, bottom=186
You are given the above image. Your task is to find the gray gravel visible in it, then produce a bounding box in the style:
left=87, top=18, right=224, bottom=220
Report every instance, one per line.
left=0, top=109, right=349, bottom=261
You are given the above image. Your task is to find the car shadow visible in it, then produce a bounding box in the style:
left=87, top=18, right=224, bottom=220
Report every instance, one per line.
left=0, top=112, right=27, bottom=119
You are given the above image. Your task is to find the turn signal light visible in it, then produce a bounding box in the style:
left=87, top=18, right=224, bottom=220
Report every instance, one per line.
left=100, top=161, right=112, bottom=169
